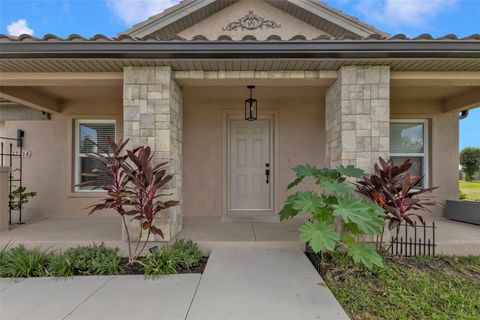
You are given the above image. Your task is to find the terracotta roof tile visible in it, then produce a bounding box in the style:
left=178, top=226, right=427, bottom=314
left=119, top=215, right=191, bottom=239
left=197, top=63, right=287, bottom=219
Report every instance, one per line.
left=0, top=33, right=478, bottom=43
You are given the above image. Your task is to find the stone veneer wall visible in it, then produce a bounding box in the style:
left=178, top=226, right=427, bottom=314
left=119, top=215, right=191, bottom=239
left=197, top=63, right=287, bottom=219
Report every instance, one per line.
left=123, top=66, right=183, bottom=241
left=325, top=66, right=390, bottom=173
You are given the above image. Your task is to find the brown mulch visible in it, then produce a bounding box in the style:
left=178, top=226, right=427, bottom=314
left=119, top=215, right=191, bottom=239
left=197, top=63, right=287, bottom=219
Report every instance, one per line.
left=118, top=258, right=144, bottom=275
left=177, top=256, right=209, bottom=274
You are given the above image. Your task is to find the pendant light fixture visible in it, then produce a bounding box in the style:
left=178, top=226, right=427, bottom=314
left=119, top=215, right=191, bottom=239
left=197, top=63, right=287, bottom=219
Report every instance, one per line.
left=245, top=85, right=257, bottom=121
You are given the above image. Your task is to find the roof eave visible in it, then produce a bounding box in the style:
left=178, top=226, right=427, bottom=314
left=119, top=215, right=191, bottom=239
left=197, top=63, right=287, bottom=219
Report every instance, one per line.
left=1, top=41, right=479, bottom=60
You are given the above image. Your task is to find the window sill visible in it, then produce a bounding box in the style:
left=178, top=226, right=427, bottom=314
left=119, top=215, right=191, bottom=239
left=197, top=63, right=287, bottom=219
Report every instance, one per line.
left=67, top=191, right=108, bottom=199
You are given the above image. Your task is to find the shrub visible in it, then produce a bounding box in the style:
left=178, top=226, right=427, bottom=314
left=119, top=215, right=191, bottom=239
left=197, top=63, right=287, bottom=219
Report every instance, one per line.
left=170, top=239, right=203, bottom=270
left=280, top=164, right=385, bottom=269
left=355, top=157, right=438, bottom=251
left=48, top=244, right=121, bottom=277
left=139, top=247, right=180, bottom=277
left=81, top=138, right=179, bottom=264
left=1, top=245, right=50, bottom=277
left=460, top=147, right=480, bottom=181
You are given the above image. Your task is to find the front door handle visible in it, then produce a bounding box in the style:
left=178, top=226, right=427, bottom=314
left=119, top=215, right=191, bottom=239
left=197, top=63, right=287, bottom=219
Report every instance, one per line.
left=265, top=163, right=270, bottom=184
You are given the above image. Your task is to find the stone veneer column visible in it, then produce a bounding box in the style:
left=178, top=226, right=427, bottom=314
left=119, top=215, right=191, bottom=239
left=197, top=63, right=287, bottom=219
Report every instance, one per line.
left=326, top=66, right=390, bottom=173
left=123, top=66, right=183, bottom=241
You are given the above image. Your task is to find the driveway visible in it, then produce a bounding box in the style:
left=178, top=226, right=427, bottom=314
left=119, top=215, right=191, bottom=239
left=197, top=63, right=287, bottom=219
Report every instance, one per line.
left=0, top=250, right=349, bottom=320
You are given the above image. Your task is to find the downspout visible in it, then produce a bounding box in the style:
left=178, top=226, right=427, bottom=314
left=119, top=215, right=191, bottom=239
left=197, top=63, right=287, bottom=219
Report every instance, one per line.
left=459, top=110, right=469, bottom=120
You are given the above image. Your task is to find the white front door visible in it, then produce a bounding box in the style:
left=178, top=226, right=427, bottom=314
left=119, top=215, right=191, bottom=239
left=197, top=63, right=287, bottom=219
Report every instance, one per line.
left=229, top=119, right=272, bottom=211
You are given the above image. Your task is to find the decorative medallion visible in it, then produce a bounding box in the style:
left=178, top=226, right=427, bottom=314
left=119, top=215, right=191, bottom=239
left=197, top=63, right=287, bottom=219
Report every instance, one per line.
left=222, top=11, right=281, bottom=31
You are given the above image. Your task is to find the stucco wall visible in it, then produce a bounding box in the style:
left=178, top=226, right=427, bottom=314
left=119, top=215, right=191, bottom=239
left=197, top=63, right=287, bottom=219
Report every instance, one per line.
left=178, top=0, right=328, bottom=40
left=1, top=84, right=460, bottom=220
left=2, top=101, right=122, bottom=221
left=182, top=86, right=326, bottom=216
left=391, top=102, right=459, bottom=217
left=2, top=85, right=327, bottom=220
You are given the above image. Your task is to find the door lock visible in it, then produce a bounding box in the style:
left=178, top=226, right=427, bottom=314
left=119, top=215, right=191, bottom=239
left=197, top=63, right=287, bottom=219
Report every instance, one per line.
left=265, top=163, right=270, bottom=184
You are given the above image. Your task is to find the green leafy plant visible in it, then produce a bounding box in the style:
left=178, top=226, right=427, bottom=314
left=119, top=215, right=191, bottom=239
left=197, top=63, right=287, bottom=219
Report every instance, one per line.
left=321, top=254, right=480, bottom=320
left=139, top=247, right=180, bottom=277
left=459, top=190, right=468, bottom=200
left=0, top=243, right=11, bottom=277
left=8, top=186, right=37, bottom=211
left=460, top=147, right=480, bottom=181
left=1, top=245, right=50, bottom=277
left=81, top=138, right=179, bottom=264
left=355, top=157, right=439, bottom=251
left=170, top=239, right=203, bottom=270
left=138, top=239, right=203, bottom=276
left=280, top=164, right=385, bottom=269
left=48, top=244, right=121, bottom=277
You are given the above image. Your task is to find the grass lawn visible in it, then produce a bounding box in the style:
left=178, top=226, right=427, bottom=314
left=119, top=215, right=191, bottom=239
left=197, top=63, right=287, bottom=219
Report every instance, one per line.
left=320, top=254, right=480, bottom=320
left=459, top=180, right=480, bottom=201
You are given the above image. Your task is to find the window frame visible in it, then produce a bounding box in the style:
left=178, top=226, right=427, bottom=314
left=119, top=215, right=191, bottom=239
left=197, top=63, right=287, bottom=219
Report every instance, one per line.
left=390, top=119, right=429, bottom=188
left=74, top=119, right=116, bottom=192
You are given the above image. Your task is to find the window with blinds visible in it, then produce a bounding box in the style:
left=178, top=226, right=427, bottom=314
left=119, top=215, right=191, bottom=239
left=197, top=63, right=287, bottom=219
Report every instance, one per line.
left=390, top=120, right=428, bottom=188
left=75, top=120, right=116, bottom=191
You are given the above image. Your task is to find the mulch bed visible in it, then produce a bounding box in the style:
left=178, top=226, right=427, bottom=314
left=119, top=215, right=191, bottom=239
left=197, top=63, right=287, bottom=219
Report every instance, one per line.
left=118, top=256, right=209, bottom=275
left=177, top=256, right=209, bottom=274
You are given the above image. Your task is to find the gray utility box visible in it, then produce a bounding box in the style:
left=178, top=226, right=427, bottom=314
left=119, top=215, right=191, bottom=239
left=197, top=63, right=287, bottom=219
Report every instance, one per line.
left=445, top=200, right=480, bottom=225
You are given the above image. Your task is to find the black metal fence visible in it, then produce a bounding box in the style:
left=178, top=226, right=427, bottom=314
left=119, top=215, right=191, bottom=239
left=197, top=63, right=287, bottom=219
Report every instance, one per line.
left=305, top=220, right=437, bottom=269
left=0, top=129, right=24, bottom=224
left=389, top=221, right=436, bottom=257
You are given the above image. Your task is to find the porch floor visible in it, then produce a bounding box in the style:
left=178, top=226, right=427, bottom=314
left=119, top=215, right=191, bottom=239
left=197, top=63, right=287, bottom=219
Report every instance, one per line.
left=0, top=215, right=478, bottom=256
left=0, top=216, right=307, bottom=255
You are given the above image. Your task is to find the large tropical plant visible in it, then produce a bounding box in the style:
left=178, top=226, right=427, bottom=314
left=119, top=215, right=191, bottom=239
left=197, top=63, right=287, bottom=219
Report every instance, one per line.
left=355, top=157, right=438, bottom=250
left=280, top=164, right=385, bottom=269
left=80, top=138, right=179, bottom=264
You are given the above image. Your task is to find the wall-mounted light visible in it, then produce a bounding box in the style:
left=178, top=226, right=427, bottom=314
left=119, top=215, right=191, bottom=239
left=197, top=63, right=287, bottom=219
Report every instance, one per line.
left=245, top=85, right=257, bottom=121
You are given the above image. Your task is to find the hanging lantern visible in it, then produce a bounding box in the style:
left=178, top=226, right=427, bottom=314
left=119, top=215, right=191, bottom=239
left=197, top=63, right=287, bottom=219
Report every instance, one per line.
left=245, top=85, right=257, bottom=121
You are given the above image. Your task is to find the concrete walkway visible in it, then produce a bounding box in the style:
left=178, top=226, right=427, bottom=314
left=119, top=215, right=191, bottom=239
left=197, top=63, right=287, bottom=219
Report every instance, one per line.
left=0, top=250, right=349, bottom=320
left=187, top=250, right=349, bottom=320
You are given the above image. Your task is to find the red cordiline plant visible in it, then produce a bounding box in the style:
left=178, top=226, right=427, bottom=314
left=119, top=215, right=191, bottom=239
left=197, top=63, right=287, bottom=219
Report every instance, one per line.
left=79, top=138, right=179, bottom=264
left=355, top=157, right=439, bottom=251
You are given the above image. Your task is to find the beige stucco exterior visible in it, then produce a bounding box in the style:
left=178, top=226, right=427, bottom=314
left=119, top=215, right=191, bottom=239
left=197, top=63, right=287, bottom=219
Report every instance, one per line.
left=1, top=101, right=122, bottom=222
left=0, top=166, right=9, bottom=231
left=183, top=85, right=326, bottom=217
left=0, top=76, right=465, bottom=222
left=178, top=0, right=328, bottom=40
left=0, top=0, right=477, bottom=241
